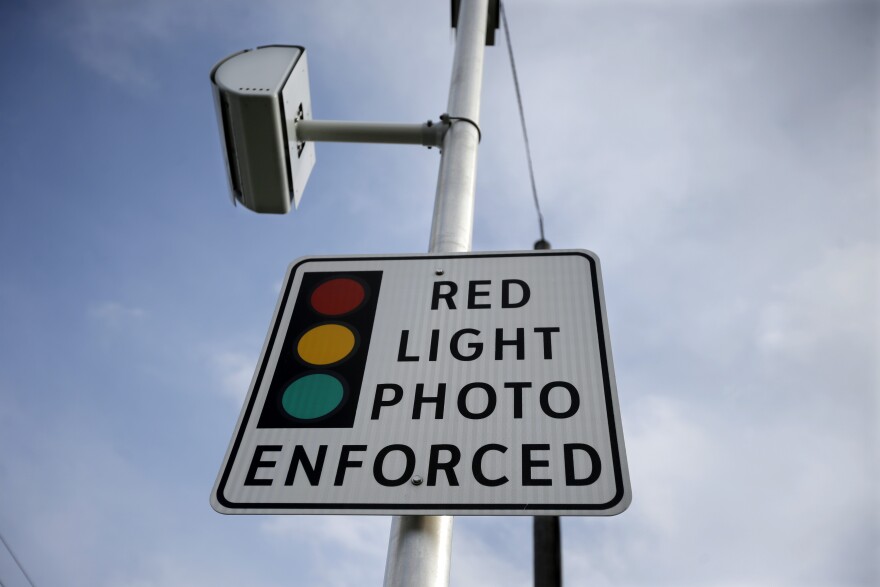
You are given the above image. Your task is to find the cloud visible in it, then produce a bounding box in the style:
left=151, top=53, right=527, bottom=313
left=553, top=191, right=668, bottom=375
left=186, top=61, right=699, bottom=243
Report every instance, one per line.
left=39, top=0, right=445, bottom=95
left=0, top=399, right=166, bottom=586
left=39, top=0, right=260, bottom=88
left=262, top=515, right=389, bottom=557
left=559, top=393, right=878, bottom=586
left=260, top=516, right=390, bottom=586
left=110, top=553, right=289, bottom=587
left=41, top=0, right=177, bottom=88
left=88, top=301, right=146, bottom=327
left=757, top=243, right=879, bottom=360
left=209, top=350, right=258, bottom=402
left=450, top=517, right=533, bottom=587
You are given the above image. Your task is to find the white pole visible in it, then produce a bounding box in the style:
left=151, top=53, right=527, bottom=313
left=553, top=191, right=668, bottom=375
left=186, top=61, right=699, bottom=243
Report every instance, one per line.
left=382, top=1, right=489, bottom=586
left=429, top=0, right=489, bottom=254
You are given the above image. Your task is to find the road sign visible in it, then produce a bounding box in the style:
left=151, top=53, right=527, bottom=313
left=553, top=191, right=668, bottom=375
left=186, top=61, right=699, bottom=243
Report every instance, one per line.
left=212, top=250, right=630, bottom=515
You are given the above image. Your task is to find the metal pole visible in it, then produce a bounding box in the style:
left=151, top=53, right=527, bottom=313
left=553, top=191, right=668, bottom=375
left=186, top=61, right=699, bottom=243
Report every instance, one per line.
left=428, top=0, right=489, bottom=254
left=534, top=516, right=562, bottom=587
left=531, top=238, right=559, bottom=587
left=383, top=1, right=489, bottom=586
left=294, top=120, right=446, bottom=148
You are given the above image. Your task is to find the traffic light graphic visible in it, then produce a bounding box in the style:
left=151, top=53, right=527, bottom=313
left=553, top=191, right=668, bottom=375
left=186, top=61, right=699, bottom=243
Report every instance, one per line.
left=258, top=271, right=383, bottom=428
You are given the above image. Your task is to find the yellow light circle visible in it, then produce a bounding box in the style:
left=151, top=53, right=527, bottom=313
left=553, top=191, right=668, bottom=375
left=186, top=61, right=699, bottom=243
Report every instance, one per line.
left=297, top=324, right=356, bottom=365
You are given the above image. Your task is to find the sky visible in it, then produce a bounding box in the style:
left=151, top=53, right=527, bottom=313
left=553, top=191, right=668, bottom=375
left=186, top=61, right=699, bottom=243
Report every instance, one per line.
left=0, top=0, right=877, bottom=585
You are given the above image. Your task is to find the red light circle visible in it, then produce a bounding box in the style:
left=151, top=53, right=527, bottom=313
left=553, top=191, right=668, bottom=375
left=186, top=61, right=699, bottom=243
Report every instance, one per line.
left=310, top=277, right=366, bottom=316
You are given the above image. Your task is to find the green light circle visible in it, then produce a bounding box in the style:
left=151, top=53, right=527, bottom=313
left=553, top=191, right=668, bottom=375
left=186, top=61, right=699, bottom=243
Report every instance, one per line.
left=281, top=374, right=345, bottom=420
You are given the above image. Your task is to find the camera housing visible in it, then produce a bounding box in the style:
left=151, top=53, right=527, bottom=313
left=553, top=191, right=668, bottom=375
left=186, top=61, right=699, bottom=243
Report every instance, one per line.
left=211, top=45, right=315, bottom=214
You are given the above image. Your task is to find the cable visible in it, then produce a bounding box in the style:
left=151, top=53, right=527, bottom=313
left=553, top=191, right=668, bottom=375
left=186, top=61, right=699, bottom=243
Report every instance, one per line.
left=0, top=530, right=36, bottom=587
left=500, top=1, right=548, bottom=246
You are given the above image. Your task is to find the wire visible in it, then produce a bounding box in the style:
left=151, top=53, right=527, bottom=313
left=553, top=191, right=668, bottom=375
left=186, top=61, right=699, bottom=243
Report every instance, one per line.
left=0, top=530, right=36, bottom=587
left=500, top=1, right=547, bottom=244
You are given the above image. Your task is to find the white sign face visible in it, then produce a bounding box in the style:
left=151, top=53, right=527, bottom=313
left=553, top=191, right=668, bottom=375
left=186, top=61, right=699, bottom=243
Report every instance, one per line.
left=212, top=250, right=630, bottom=515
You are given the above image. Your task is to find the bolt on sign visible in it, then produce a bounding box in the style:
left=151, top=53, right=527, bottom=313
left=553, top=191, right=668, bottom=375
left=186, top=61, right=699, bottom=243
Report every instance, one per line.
left=212, top=250, right=631, bottom=515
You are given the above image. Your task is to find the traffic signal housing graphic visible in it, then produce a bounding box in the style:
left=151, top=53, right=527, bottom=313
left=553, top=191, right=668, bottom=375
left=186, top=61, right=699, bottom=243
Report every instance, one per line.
left=258, top=271, right=383, bottom=428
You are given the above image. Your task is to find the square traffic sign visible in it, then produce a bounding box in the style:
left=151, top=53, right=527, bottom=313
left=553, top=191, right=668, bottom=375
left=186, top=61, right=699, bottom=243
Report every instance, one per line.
left=212, top=250, right=630, bottom=515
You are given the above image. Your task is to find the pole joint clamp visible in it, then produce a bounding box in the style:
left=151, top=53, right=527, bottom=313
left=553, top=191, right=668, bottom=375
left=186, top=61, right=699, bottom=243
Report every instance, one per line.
left=438, top=113, right=481, bottom=143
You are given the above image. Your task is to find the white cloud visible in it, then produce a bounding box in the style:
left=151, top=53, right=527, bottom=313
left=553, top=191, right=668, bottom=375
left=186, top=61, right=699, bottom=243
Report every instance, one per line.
left=210, top=350, right=258, bottom=402
left=88, top=301, right=146, bottom=326
left=561, top=393, right=878, bottom=585
left=450, top=517, right=533, bottom=587
left=43, top=0, right=175, bottom=88
left=757, top=243, right=879, bottom=360
left=110, top=553, right=289, bottom=587
left=40, top=0, right=262, bottom=88
left=260, top=516, right=390, bottom=586
left=40, top=0, right=447, bottom=95
left=262, top=515, right=390, bottom=558
left=0, top=405, right=166, bottom=586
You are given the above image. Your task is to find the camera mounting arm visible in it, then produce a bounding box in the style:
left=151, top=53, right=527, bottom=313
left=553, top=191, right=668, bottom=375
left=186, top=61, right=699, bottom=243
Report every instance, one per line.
left=291, top=119, right=449, bottom=149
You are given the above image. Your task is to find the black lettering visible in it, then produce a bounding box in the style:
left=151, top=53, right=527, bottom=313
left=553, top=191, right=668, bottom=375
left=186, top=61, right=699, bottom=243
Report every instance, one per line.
left=372, top=384, right=403, bottom=419
left=495, top=327, right=525, bottom=360
left=428, top=329, right=440, bottom=361
left=505, top=382, right=531, bottom=419
left=534, top=327, right=560, bottom=359
left=334, top=445, right=366, bottom=486
left=539, top=381, right=580, bottom=419
left=458, top=382, right=496, bottom=419
left=413, top=383, right=446, bottom=419
left=244, top=445, right=282, bottom=486
left=374, top=444, right=416, bottom=487
left=285, top=445, right=327, bottom=486
left=397, top=330, right=419, bottom=362
left=473, top=444, right=509, bottom=486
left=450, top=328, right=482, bottom=361
left=522, top=444, right=552, bottom=486
left=427, top=444, right=461, bottom=486
left=564, top=443, right=601, bottom=486
left=502, top=279, right=530, bottom=308
left=431, top=281, right=457, bottom=310
left=468, top=280, right=492, bottom=309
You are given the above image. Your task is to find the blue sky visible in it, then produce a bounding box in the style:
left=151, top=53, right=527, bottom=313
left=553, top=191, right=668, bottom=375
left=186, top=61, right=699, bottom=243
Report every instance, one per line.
left=0, top=0, right=877, bottom=585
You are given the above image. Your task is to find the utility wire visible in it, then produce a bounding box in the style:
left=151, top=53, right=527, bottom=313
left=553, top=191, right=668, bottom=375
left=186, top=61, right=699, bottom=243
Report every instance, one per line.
left=500, top=1, right=548, bottom=246
left=0, top=530, right=36, bottom=587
